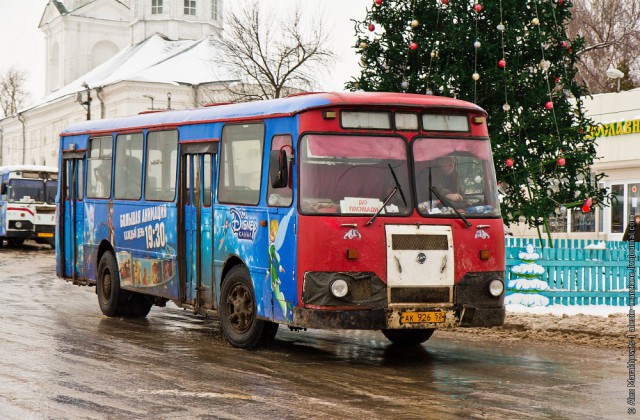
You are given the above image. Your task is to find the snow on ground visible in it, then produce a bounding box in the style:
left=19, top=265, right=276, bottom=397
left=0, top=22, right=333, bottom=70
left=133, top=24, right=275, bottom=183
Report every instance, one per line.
left=506, top=303, right=628, bottom=317
left=444, top=304, right=631, bottom=351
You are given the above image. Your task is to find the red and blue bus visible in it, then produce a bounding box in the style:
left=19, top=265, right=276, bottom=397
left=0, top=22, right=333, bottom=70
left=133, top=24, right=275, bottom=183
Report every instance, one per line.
left=57, top=92, right=505, bottom=348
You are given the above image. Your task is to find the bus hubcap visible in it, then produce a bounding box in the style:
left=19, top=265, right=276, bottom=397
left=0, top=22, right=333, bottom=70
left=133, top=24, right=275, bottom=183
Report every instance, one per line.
left=102, top=272, right=112, bottom=301
left=226, top=283, right=253, bottom=333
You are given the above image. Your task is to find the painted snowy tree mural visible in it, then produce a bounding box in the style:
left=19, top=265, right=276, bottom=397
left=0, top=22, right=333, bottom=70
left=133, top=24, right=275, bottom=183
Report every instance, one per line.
left=348, top=0, right=610, bottom=239
left=505, top=244, right=550, bottom=307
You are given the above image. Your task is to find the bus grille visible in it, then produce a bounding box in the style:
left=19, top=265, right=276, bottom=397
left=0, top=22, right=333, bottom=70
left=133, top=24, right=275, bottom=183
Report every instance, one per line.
left=390, top=287, right=451, bottom=304
left=391, top=234, right=448, bottom=250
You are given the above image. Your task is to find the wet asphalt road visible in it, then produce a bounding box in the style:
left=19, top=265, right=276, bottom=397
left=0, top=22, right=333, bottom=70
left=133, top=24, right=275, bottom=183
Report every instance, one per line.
left=0, top=244, right=629, bottom=419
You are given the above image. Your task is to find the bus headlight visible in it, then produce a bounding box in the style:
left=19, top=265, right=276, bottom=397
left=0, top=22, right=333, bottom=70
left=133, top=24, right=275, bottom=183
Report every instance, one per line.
left=15, top=221, right=22, bottom=229
left=488, top=279, right=504, bottom=297
left=330, top=278, right=349, bottom=298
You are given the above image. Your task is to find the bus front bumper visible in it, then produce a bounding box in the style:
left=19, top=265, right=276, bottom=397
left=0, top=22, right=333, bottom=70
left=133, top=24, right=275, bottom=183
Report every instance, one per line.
left=292, top=305, right=505, bottom=330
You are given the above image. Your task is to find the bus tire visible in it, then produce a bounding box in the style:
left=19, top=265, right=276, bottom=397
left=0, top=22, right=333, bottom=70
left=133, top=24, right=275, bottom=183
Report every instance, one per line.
left=8, top=238, right=24, bottom=247
left=128, top=293, right=153, bottom=318
left=219, top=265, right=277, bottom=349
left=381, top=329, right=434, bottom=346
left=97, top=251, right=127, bottom=317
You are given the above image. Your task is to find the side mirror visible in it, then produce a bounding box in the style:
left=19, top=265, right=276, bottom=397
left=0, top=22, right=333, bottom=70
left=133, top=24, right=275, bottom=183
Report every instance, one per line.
left=269, top=149, right=288, bottom=188
left=0, top=183, right=6, bottom=195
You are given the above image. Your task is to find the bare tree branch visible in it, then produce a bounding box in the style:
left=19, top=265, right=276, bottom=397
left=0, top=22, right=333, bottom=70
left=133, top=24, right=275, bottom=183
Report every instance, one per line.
left=215, top=0, right=336, bottom=102
left=0, top=66, right=29, bottom=117
left=567, top=0, right=640, bottom=93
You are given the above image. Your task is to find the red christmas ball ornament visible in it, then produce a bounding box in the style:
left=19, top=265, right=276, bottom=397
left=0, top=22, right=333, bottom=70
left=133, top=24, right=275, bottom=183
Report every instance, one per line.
left=441, top=0, right=449, bottom=4
left=506, top=158, right=514, bottom=167
left=474, top=3, right=482, bottom=12
left=545, top=101, right=554, bottom=110
left=560, top=41, right=567, bottom=48
left=498, top=59, right=506, bottom=68
left=585, top=198, right=593, bottom=207
left=409, top=42, right=418, bottom=51
left=581, top=204, right=591, bottom=213
left=368, top=23, right=376, bottom=32
left=558, top=0, right=564, bottom=5
left=555, top=76, right=561, bottom=84
left=375, top=0, right=383, bottom=5
left=557, top=157, right=566, bottom=166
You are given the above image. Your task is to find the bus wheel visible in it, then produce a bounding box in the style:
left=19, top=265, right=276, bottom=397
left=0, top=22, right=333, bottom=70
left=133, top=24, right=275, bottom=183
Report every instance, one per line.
left=97, top=252, right=126, bottom=317
left=125, top=293, right=153, bottom=318
left=219, top=265, right=277, bottom=349
left=381, top=329, right=434, bottom=346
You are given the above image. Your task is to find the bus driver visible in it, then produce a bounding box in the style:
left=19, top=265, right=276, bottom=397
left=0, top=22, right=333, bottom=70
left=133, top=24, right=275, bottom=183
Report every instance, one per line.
left=431, top=155, right=464, bottom=205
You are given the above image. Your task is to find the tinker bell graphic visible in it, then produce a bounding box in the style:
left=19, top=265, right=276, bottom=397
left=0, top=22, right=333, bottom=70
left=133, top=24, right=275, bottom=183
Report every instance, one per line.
left=268, top=208, right=294, bottom=323
left=218, top=218, right=230, bottom=249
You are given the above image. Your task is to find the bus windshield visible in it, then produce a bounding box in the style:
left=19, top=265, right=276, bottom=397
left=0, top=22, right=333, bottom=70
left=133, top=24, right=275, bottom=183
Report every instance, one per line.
left=300, top=134, right=412, bottom=215
left=413, top=138, right=500, bottom=217
left=8, top=179, right=45, bottom=203
left=45, top=180, right=57, bottom=204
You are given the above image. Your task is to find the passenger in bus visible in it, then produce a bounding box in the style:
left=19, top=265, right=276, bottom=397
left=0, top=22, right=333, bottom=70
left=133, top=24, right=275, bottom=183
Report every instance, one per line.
left=430, top=155, right=464, bottom=206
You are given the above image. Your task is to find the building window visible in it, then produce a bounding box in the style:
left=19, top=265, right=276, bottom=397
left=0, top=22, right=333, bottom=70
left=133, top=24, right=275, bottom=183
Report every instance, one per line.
left=611, top=184, right=624, bottom=233
left=211, top=0, right=218, bottom=20
left=184, top=0, right=196, bottom=15
left=152, top=0, right=163, bottom=14
left=546, top=214, right=568, bottom=233
left=570, top=208, right=595, bottom=232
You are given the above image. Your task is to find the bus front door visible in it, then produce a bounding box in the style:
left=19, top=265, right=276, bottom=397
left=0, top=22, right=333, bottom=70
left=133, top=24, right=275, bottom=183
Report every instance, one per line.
left=60, top=152, right=85, bottom=282
left=180, top=143, right=217, bottom=312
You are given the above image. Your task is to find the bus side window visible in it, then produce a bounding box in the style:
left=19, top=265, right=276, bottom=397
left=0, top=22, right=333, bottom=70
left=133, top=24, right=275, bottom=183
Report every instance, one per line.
left=86, top=136, right=113, bottom=199
left=77, top=160, right=84, bottom=201
left=218, top=124, right=265, bottom=205
left=145, top=130, right=178, bottom=202
left=267, top=134, right=293, bottom=207
left=203, top=154, right=212, bottom=207
left=114, top=133, right=143, bottom=200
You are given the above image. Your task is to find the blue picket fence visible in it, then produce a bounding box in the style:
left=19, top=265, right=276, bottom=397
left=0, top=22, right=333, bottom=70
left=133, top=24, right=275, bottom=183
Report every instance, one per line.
left=505, top=238, right=637, bottom=306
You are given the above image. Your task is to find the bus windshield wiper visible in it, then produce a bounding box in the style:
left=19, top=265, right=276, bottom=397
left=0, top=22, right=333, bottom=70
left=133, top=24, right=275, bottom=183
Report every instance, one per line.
left=429, top=186, right=472, bottom=228
left=365, top=186, right=398, bottom=227
left=388, top=164, right=407, bottom=206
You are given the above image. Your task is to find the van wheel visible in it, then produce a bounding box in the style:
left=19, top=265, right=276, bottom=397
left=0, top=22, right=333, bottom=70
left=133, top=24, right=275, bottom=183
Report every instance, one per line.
left=382, top=329, right=434, bottom=346
left=219, top=265, right=278, bottom=349
left=97, top=252, right=127, bottom=317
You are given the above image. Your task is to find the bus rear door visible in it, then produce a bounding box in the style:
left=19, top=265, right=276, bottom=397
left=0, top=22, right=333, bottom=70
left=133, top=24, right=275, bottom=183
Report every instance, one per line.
left=60, top=151, right=85, bottom=282
left=179, top=142, right=217, bottom=312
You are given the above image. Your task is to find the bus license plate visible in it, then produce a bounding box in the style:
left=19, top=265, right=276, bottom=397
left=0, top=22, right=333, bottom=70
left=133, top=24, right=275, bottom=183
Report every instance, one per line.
left=400, top=311, right=445, bottom=324
left=37, top=233, right=54, bottom=238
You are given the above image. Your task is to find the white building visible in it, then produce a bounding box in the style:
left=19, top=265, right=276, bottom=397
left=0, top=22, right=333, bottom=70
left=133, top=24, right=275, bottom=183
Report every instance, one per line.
left=0, top=0, right=232, bottom=167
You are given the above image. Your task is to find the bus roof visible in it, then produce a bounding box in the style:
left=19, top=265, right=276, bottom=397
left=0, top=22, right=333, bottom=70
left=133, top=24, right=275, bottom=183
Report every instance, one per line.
left=0, top=165, right=58, bottom=174
left=60, top=91, right=486, bottom=136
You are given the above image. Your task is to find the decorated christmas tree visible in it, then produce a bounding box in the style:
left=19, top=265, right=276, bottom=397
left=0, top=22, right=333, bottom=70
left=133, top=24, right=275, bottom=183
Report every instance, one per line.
left=348, top=0, right=609, bottom=238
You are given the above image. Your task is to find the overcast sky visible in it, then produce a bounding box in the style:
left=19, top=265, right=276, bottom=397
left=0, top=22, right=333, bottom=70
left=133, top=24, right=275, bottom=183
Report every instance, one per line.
left=0, top=0, right=371, bottom=101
